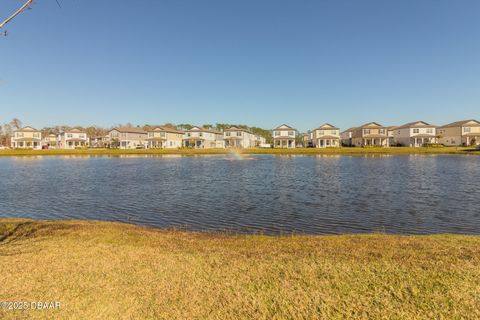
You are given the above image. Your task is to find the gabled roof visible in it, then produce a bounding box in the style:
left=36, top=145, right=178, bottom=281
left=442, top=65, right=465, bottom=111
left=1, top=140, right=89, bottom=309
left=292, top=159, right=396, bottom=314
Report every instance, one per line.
left=150, top=126, right=184, bottom=134
left=224, top=126, right=252, bottom=133
left=341, top=127, right=357, bottom=134
left=16, top=126, right=39, bottom=132
left=314, top=123, right=339, bottom=131
left=274, top=124, right=295, bottom=130
left=64, top=128, right=86, bottom=134
left=357, top=122, right=385, bottom=129
left=110, top=127, right=147, bottom=134
left=187, top=126, right=222, bottom=134
left=396, top=121, right=436, bottom=130
left=438, top=119, right=480, bottom=129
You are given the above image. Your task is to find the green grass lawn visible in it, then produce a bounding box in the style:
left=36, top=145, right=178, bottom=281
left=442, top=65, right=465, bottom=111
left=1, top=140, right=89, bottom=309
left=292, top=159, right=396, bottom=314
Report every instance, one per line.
left=0, top=146, right=479, bottom=156
left=0, top=219, right=479, bottom=319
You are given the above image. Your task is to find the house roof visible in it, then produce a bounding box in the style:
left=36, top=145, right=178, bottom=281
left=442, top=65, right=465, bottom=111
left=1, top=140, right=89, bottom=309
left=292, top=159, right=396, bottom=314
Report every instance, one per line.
left=357, top=122, right=386, bottom=129
left=187, top=126, right=222, bottom=134
left=110, top=127, right=147, bottom=134
left=314, top=123, right=339, bottom=131
left=341, top=127, right=357, bottom=134
left=273, top=124, right=295, bottom=130
left=396, top=121, right=436, bottom=130
left=438, top=119, right=480, bottom=129
left=314, top=135, right=340, bottom=139
left=224, top=126, right=252, bottom=134
left=16, top=126, right=39, bottom=132
left=150, top=126, right=184, bottom=134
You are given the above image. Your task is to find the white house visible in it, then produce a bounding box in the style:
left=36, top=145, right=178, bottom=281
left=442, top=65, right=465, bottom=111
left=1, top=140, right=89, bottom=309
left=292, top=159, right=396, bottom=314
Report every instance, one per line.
left=273, top=124, right=296, bottom=148
left=310, top=124, right=340, bottom=148
left=224, top=126, right=256, bottom=148
left=393, top=121, right=437, bottom=147
left=57, top=129, right=89, bottom=149
left=183, top=126, right=225, bottom=149
left=437, top=119, right=480, bottom=146
left=10, top=126, right=42, bottom=149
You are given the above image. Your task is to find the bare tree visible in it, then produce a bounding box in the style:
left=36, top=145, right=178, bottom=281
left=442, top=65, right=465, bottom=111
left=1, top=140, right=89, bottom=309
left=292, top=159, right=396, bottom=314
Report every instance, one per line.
left=10, top=118, right=23, bottom=130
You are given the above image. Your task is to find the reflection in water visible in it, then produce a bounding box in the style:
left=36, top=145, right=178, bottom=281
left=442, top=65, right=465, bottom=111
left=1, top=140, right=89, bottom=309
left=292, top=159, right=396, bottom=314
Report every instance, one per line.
left=0, top=155, right=479, bottom=235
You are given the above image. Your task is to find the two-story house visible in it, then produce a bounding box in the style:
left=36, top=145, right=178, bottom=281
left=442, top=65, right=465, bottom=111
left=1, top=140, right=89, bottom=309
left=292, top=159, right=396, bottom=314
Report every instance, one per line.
left=11, top=126, right=42, bottom=149
left=351, top=122, right=389, bottom=147
left=146, top=126, right=184, bottom=149
left=42, top=134, right=57, bottom=148
left=310, top=124, right=340, bottom=148
left=108, top=127, right=148, bottom=149
left=272, top=124, right=296, bottom=148
left=57, top=129, right=89, bottom=149
left=437, top=120, right=480, bottom=146
left=393, top=121, right=437, bottom=147
left=255, top=135, right=267, bottom=147
left=224, top=126, right=256, bottom=148
left=183, top=126, right=225, bottom=149
left=340, top=127, right=356, bottom=146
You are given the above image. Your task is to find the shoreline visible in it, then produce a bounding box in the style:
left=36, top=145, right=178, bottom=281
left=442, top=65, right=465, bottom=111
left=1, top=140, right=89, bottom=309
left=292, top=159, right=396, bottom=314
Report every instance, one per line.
left=1, top=218, right=479, bottom=319
left=0, top=146, right=479, bottom=157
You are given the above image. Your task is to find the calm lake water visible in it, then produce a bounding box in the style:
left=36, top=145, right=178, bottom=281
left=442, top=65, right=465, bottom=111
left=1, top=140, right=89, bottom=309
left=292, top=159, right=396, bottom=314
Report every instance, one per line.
left=0, top=155, right=479, bottom=235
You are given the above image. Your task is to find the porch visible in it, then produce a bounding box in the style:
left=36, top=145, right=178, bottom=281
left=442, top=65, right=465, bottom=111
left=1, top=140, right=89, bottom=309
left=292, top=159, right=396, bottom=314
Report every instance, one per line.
left=410, top=135, right=436, bottom=147
left=13, top=138, right=42, bottom=149
left=147, top=137, right=167, bottom=149
left=274, top=138, right=295, bottom=148
left=316, top=137, right=339, bottom=148
left=65, top=139, right=88, bottom=149
left=225, top=138, right=243, bottom=148
left=463, top=134, right=480, bottom=146
left=183, top=138, right=205, bottom=148
left=361, top=137, right=389, bottom=147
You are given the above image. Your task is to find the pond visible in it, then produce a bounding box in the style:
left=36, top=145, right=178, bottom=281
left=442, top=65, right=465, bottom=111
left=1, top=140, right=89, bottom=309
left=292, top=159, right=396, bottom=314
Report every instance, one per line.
left=0, top=154, right=478, bottom=234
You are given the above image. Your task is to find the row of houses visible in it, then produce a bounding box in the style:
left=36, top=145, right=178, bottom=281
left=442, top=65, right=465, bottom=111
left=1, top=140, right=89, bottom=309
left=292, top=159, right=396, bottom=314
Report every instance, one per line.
left=9, top=125, right=268, bottom=150
left=8, top=120, right=480, bottom=149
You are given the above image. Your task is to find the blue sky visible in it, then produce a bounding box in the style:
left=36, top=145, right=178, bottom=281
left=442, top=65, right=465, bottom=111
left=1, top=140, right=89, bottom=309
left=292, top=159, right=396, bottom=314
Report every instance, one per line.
left=1, top=0, right=479, bottom=132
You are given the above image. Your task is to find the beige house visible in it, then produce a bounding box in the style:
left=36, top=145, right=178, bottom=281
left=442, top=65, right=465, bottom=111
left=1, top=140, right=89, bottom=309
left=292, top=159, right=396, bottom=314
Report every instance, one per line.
left=224, top=126, right=256, bottom=148
left=11, top=126, right=42, bottom=149
left=147, top=126, right=184, bottom=149
left=340, top=127, right=356, bottom=146
left=351, top=122, right=389, bottom=147
left=57, top=129, right=89, bottom=149
left=437, top=120, right=480, bottom=146
left=42, top=134, right=57, bottom=148
left=393, top=121, right=437, bottom=147
left=108, top=127, right=148, bottom=149
left=311, top=124, right=340, bottom=148
left=273, top=124, right=296, bottom=148
left=183, top=126, right=225, bottom=149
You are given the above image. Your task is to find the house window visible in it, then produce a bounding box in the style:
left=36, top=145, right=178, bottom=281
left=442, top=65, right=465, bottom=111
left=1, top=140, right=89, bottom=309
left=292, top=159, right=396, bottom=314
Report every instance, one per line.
left=237, top=132, right=242, bottom=136
left=331, top=130, right=336, bottom=135
left=187, top=133, right=191, bottom=137
left=199, top=133, right=203, bottom=137
left=160, top=132, right=165, bottom=137
left=426, top=128, right=433, bottom=134
left=364, top=129, right=371, bottom=135
left=288, top=131, right=294, bottom=136
left=67, top=134, right=73, bottom=138
left=379, top=129, right=385, bottom=134
left=413, top=129, right=419, bottom=134
left=226, top=132, right=231, bottom=136
left=464, top=127, right=471, bottom=133
left=319, top=130, right=324, bottom=135
left=274, top=131, right=279, bottom=136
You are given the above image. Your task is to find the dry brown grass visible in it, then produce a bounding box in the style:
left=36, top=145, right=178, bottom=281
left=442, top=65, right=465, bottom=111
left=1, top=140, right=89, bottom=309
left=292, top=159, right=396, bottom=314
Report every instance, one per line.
left=0, top=219, right=479, bottom=319
left=0, top=146, right=479, bottom=157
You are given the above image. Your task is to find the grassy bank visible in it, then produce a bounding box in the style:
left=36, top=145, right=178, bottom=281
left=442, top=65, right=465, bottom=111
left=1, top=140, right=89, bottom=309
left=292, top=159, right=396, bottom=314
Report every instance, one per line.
left=0, top=146, right=479, bottom=157
left=0, top=219, right=479, bottom=319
